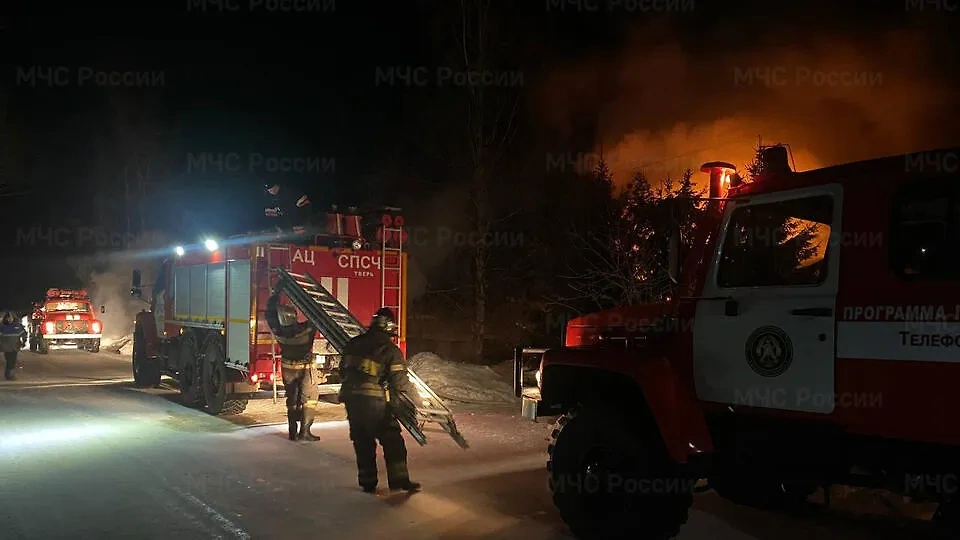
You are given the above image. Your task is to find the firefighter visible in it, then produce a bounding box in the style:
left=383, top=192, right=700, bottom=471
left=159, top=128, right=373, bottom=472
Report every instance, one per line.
left=265, top=291, right=321, bottom=442
left=339, top=307, right=421, bottom=494
left=1, top=312, right=26, bottom=380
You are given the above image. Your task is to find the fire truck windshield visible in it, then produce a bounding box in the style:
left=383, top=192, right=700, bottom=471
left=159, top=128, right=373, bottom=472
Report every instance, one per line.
left=46, top=301, right=90, bottom=312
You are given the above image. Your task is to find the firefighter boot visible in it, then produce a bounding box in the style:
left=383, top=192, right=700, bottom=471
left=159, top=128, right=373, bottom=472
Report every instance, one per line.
left=287, top=407, right=300, bottom=441
left=298, top=407, right=319, bottom=441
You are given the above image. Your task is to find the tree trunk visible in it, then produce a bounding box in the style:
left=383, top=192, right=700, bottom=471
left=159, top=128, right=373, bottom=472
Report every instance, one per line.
left=472, top=166, right=489, bottom=363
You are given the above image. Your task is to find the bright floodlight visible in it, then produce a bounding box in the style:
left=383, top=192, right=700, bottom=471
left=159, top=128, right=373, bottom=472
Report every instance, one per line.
left=174, top=246, right=185, bottom=257
left=204, top=239, right=218, bottom=251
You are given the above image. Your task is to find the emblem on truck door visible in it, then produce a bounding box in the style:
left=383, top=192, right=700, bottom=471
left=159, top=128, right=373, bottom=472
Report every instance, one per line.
left=745, top=326, right=793, bottom=377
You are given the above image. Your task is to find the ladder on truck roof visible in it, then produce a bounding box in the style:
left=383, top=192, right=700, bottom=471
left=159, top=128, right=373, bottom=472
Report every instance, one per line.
left=274, top=267, right=469, bottom=449
left=380, top=223, right=403, bottom=340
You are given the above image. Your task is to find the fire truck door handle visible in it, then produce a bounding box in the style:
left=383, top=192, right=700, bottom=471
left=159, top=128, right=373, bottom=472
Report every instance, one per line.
left=789, top=307, right=832, bottom=317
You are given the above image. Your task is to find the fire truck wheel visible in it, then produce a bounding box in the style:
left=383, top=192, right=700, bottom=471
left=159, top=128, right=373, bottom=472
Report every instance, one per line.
left=132, top=328, right=160, bottom=388
left=547, top=403, right=692, bottom=540
left=178, top=334, right=204, bottom=409
left=88, top=339, right=100, bottom=353
left=201, top=336, right=248, bottom=416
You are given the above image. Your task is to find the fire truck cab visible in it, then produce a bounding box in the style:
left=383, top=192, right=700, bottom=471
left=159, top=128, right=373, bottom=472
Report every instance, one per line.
left=516, top=146, right=960, bottom=539
left=30, top=288, right=104, bottom=354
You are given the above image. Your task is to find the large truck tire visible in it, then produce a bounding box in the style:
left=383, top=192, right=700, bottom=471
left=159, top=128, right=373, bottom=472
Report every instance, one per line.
left=88, top=339, right=100, bottom=353
left=178, top=333, right=204, bottom=408
left=132, top=328, right=160, bottom=387
left=547, top=403, right=692, bottom=540
left=201, top=335, right=247, bottom=416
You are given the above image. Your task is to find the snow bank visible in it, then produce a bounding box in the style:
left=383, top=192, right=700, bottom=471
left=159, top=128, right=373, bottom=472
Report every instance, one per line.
left=407, top=352, right=517, bottom=404
left=103, top=334, right=133, bottom=356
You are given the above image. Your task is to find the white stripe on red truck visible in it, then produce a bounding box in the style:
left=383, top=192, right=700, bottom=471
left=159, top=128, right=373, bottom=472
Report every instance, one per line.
left=837, top=321, right=960, bottom=362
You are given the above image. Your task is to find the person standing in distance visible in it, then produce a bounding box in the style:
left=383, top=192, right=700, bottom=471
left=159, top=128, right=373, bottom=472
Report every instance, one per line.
left=1, top=312, right=27, bottom=380
left=339, top=307, right=420, bottom=494
left=266, top=291, right=321, bottom=442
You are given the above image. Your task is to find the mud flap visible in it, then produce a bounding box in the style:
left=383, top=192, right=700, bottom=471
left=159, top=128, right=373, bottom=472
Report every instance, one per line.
left=390, top=368, right=469, bottom=449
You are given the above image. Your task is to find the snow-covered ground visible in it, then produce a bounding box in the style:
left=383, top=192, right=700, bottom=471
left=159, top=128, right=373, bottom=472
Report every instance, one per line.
left=407, top=352, right=517, bottom=404
left=102, top=334, right=133, bottom=356
left=101, top=337, right=515, bottom=405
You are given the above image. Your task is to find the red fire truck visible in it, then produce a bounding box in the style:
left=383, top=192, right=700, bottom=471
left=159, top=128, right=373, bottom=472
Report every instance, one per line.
left=515, top=146, right=960, bottom=539
left=129, top=209, right=407, bottom=415
left=30, top=288, right=105, bottom=354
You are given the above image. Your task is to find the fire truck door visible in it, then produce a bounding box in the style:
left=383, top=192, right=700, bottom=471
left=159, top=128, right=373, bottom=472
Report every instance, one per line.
left=692, top=183, right=842, bottom=414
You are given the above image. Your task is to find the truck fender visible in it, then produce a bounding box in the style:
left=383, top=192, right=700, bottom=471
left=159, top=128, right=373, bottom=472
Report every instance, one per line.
left=634, top=355, right=714, bottom=463
left=540, top=348, right=713, bottom=464
left=134, top=312, right=161, bottom=358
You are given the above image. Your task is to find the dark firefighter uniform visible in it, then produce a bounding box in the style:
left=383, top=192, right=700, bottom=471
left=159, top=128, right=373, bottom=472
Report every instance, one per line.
left=0, top=313, right=26, bottom=380
left=339, top=308, right=421, bottom=493
left=266, top=291, right=321, bottom=441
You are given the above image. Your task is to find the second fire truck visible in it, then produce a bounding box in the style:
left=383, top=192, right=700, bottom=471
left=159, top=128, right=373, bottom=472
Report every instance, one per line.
left=130, top=208, right=467, bottom=446
left=30, top=288, right=104, bottom=354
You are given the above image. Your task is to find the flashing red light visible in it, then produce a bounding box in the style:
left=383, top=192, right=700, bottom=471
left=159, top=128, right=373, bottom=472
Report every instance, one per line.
left=46, top=288, right=89, bottom=300
left=700, top=161, right=737, bottom=198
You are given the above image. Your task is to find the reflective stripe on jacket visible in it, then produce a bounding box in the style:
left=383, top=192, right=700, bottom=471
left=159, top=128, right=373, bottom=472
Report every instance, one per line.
left=339, top=328, right=412, bottom=401
left=0, top=323, right=25, bottom=353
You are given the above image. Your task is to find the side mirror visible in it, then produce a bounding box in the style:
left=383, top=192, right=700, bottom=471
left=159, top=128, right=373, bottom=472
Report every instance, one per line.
left=100, top=305, right=105, bottom=314
left=668, top=224, right=681, bottom=284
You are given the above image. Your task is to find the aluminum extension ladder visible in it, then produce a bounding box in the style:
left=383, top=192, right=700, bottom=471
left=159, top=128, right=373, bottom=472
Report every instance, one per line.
left=274, top=267, right=468, bottom=449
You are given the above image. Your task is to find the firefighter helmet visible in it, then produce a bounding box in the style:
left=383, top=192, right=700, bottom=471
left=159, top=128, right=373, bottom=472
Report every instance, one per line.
left=277, top=304, right=298, bottom=327
left=370, top=307, right=396, bottom=335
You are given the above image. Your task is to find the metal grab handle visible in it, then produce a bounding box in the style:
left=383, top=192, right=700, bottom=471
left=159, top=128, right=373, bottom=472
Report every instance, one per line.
left=789, top=307, right=833, bottom=317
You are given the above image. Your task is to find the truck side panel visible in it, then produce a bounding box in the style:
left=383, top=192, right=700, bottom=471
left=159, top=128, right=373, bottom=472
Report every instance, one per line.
left=174, top=266, right=190, bottom=319
left=189, top=266, right=207, bottom=321
left=227, top=260, right=251, bottom=369
left=206, top=262, right=226, bottom=321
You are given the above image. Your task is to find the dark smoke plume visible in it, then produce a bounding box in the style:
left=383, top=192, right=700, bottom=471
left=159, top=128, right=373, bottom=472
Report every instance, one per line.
left=535, top=16, right=960, bottom=189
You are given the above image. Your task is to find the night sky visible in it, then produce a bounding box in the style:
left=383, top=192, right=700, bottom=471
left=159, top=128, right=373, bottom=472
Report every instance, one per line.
left=4, top=1, right=959, bottom=307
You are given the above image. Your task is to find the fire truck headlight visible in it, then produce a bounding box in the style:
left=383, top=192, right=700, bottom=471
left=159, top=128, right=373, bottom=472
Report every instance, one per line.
left=352, top=239, right=363, bottom=250
left=204, top=239, right=218, bottom=252
left=174, top=246, right=185, bottom=257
